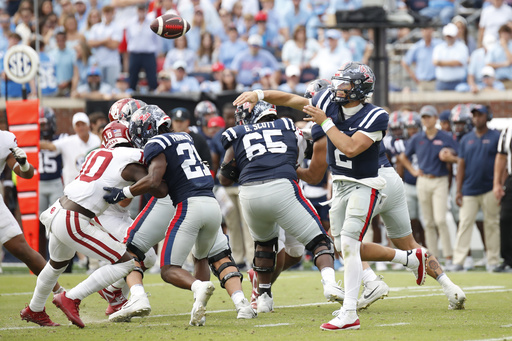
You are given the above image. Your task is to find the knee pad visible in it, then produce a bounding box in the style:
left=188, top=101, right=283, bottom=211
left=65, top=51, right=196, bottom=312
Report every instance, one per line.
left=126, top=242, right=146, bottom=263
left=305, top=234, right=334, bottom=266
left=142, top=247, right=157, bottom=270
left=208, top=248, right=243, bottom=289
left=253, top=237, right=278, bottom=273
left=286, top=244, right=305, bottom=258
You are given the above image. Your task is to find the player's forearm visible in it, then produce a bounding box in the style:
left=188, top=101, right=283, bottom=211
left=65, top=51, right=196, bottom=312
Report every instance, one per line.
left=261, top=90, right=308, bottom=112
left=398, top=153, right=415, bottom=175
left=493, top=154, right=507, bottom=187
left=455, top=160, right=464, bottom=194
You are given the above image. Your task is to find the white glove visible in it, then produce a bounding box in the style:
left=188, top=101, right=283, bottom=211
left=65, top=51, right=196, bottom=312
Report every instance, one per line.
left=10, top=147, right=30, bottom=172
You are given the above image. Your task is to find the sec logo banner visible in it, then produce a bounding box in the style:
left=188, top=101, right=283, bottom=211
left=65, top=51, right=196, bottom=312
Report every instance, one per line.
left=3, top=45, right=39, bottom=84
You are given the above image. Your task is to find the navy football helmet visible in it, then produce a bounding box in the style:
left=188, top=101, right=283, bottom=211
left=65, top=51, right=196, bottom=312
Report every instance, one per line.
left=388, top=111, right=405, bottom=139
left=102, top=120, right=132, bottom=149
left=235, top=101, right=277, bottom=125
left=304, top=79, right=331, bottom=99
left=129, top=105, right=163, bottom=149
left=194, top=100, right=218, bottom=126
left=39, top=106, right=57, bottom=140
left=330, top=62, right=375, bottom=105
left=109, top=98, right=146, bottom=122
left=450, top=104, right=472, bottom=138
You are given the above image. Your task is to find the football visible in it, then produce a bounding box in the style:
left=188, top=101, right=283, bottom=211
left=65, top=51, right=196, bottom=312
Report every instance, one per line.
left=150, top=13, right=190, bottom=39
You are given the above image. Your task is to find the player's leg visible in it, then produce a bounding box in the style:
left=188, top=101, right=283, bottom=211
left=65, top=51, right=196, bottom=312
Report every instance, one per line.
left=481, top=191, right=501, bottom=271
left=416, top=177, right=439, bottom=257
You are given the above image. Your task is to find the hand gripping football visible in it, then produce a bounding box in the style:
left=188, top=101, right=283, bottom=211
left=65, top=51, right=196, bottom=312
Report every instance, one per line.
left=150, top=13, right=191, bottom=39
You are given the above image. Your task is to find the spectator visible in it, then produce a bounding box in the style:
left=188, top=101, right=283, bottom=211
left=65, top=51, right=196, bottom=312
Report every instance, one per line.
left=248, top=10, right=280, bottom=53
left=259, top=0, right=280, bottom=42
left=154, top=70, right=172, bottom=94
left=230, top=34, right=280, bottom=87
left=341, top=28, right=373, bottom=64
left=31, top=39, right=57, bottom=96
left=475, top=66, right=506, bottom=91
left=252, top=67, right=278, bottom=90
left=15, top=6, right=34, bottom=44
left=40, top=13, right=59, bottom=50
left=219, top=68, right=242, bottom=92
left=73, top=66, right=113, bottom=99
left=12, top=0, right=33, bottom=25
left=170, top=60, right=200, bottom=93
left=58, top=0, right=76, bottom=27
left=112, top=72, right=133, bottom=98
left=455, top=34, right=497, bottom=93
left=280, top=0, right=310, bottom=41
left=200, top=61, right=224, bottom=93
left=0, top=33, right=33, bottom=98
left=217, top=24, right=247, bottom=68
left=485, top=24, right=512, bottom=88
left=38, top=0, right=54, bottom=18
left=478, top=0, right=512, bottom=47
left=87, top=5, right=122, bottom=87
left=177, top=0, right=222, bottom=37
left=310, top=29, right=352, bottom=80
left=0, top=12, right=13, bottom=52
left=327, top=0, right=362, bottom=14
left=48, top=31, right=78, bottom=97
left=452, top=105, right=501, bottom=272
left=281, top=25, right=321, bottom=69
left=74, top=0, right=89, bottom=32
left=452, top=15, right=476, bottom=55
left=163, top=35, right=196, bottom=73
left=306, top=0, right=329, bottom=40
left=63, top=15, right=86, bottom=50
left=278, top=64, right=307, bottom=93
left=126, top=3, right=159, bottom=92
left=81, top=7, right=100, bottom=39
left=432, top=23, right=469, bottom=91
left=195, top=32, right=215, bottom=73
left=88, top=111, right=108, bottom=138
left=399, top=105, right=458, bottom=264
left=418, top=0, right=455, bottom=25
left=73, top=39, right=92, bottom=85
left=401, top=27, right=441, bottom=91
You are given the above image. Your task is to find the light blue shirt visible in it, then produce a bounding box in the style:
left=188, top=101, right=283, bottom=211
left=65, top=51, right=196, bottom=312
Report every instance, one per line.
left=467, top=47, right=486, bottom=81
left=48, top=47, right=76, bottom=84
left=218, top=39, right=248, bottom=68
left=403, top=38, right=442, bottom=81
left=171, top=76, right=200, bottom=93
left=327, top=0, right=362, bottom=13
left=230, top=49, right=280, bottom=86
left=88, top=21, right=123, bottom=67
left=342, top=35, right=368, bottom=63
left=485, top=41, right=512, bottom=80
left=432, top=40, right=468, bottom=82
left=39, top=52, right=57, bottom=96
left=280, top=7, right=310, bottom=36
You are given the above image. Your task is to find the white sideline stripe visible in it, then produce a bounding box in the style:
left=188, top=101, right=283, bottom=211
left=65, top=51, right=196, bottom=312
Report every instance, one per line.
left=377, top=322, right=409, bottom=327
left=502, top=324, right=512, bottom=328
left=464, top=337, right=512, bottom=341
left=255, top=323, right=291, bottom=327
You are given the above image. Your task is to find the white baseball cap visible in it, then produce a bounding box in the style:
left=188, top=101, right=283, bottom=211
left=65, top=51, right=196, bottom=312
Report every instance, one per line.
left=442, top=23, right=458, bottom=37
left=481, top=66, right=495, bottom=78
left=285, top=65, right=301, bottom=78
left=72, top=112, right=90, bottom=126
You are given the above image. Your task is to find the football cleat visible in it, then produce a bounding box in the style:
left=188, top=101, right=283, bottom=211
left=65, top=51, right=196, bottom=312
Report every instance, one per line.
left=320, top=308, right=360, bottom=331
left=247, top=268, right=259, bottom=310
left=405, top=248, right=427, bottom=285
left=98, top=288, right=128, bottom=315
left=190, top=281, right=215, bottom=326
left=444, top=284, right=466, bottom=310
left=235, top=298, right=257, bottom=319
left=52, top=292, right=84, bottom=328
left=322, top=280, right=344, bottom=304
left=357, top=275, right=389, bottom=311
left=109, top=293, right=151, bottom=322
left=256, top=292, right=274, bottom=313
left=20, top=306, right=60, bottom=326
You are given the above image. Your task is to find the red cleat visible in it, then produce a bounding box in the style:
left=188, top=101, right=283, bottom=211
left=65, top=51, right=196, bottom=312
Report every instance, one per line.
left=52, top=292, right=85, bottom=328
left=20, top=305, right=60, bottom=326
left=98, top=288, right=128, bottom=315
left=247, top=268, right=259, bottom=310
left=320, top=308, right=360, bottom=331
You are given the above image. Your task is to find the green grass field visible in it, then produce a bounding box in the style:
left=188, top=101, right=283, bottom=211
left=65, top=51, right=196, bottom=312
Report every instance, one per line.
left=1, top=268, right=511, bottom=341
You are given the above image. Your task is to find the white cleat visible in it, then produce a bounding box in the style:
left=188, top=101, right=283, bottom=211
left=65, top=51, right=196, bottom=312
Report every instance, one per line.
left=236, top=298, right=257, bottom=319
left=444, top=284, right=466, bottom=310
left=405, top=248, right=428, bottom=285
left=109, top=293, right=151, bottom=322
left=357, top=276, right=390, bottom=311
left=256, top=292, right=274, bottom=313
left=190, top=281, right=215, bottom=326
left=320, top=308, right=360, bottom=331
left=322, top=280, right=344, bottom=304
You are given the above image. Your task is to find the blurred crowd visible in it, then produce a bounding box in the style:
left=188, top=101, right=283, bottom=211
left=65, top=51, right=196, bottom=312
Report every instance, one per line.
left=1, top=0, right=511, bottom=100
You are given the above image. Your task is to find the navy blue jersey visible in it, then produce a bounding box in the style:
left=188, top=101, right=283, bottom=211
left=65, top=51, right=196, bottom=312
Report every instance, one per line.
left=39, top=135, right=63, bottom=181
left=311, top=90, right=388, bottom=179
left=221, top=118, right=298, bottom=184
left=382, top=135, right=417, bottom=184
left=144, top=132, right=214, bottom=204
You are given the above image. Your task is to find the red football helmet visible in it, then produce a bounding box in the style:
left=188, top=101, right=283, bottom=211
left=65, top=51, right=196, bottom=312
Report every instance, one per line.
left=102, top=120, right=132, bottom=148
left=108, top=98, right=146, bottom=122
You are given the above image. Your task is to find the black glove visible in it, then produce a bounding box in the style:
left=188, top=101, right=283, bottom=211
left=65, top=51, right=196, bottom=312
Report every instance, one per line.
left=220, top=159, right=240, bottom=183
left=103, top=187, right=127, bottom=204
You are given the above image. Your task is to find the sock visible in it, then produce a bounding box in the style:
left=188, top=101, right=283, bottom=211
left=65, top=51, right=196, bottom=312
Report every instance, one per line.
left=102, top=278, right=126, bottom=296
left=320, top=267, right=336, bottom=285
left=436, top=273, right=454, bottom=290
left=30, top=263, right=67, bottom=312
left=340, top=236, right=362, bottom=311
left=258, top=283, right=272, bottom=297
left=391, top=250, right=409, bottom=265
left=361, top=267, right=378, bottom=284
left=67, top=259, right=135, bottom=301
left=231, top=290, right=245, bottom=305
left=191, top=280, right=201, bottom=292
left=53, top=286, right=65, bottom=295
left=130, top=284, right=145, bottom=297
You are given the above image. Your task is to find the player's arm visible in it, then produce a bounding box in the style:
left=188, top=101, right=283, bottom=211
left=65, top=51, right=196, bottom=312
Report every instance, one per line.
left=493, top=153, right=507, bottom=202
left=218, top=147, right=238, bottom=187
left=233, top=90, right=309, bottom=112
left=39, top=140, right=56, bottom=151
left=302, top=105, right=373, bottom=158
left=124, top=153, right=167, bottom=198
left=398, top=152, right=420, bottom=178
left=6, top=148, right=34, bottom=179
left=455, top=158, right=465, bottom=207
left=297, top=136, right=328, bottom=185
left=439, top=147, right=458, bottom=163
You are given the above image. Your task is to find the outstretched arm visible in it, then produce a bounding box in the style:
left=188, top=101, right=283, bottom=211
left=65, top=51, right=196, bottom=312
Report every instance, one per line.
left=7, top=148, right=34, bottom=179
left=233, top=90, right=309, bottom=112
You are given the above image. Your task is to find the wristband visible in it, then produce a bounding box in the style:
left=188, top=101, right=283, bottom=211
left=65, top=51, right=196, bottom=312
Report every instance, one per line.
left=321, top=118, right=335, bottom=133
left=254, top=89, right=264, bottom=101
left=20, top=162, right=30, bottom=172
left=122, top=186, right=134, bottom=199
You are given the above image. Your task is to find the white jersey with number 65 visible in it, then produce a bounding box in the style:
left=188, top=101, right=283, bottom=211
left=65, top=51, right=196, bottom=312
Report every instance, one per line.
left=64, top=147, right=144, bottom=216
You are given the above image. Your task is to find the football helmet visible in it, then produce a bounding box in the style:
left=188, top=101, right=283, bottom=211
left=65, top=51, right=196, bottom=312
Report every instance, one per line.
left=129, top=105, right=162, bottom=149
left=388, top=111, right=405, bottom=139
left=402, top=110, right=421, bottom=129
left=235, top=101, right=277, bottom=126
left=304, top=79, right=331, bottom=99
left=330, top=62, right=375, bottom=105
left=39, top=106, right=57, bottom=140
left=108, top=98, right=146, bottom=122
left=450, top=104, right=472, bottom=138
left=102, top=120, right=132, bottom=149
left=194, top=100, right=218, bottom=126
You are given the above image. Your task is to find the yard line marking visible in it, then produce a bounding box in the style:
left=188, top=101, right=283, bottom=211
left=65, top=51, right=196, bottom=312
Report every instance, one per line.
left=255, top=323, right=291, bottom=327
left=464, top=337, right=512, bottom=341
left=377, top=322, right=409, bottom=327
left=0, top=292, right=34, bottom=296
left=502, top=324, right=512, bottom=328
